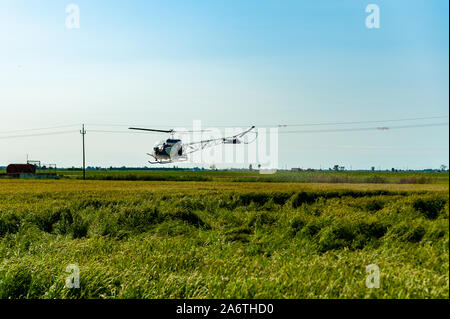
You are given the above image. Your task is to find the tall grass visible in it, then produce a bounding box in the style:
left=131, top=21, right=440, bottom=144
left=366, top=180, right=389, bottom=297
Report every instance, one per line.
left=0, top=180, right=448, bottom=298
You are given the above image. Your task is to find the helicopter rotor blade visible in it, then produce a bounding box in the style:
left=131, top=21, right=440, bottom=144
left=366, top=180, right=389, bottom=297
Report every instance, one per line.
left=129, top=127, right=212, bottom=134
left=129, top=127, right=173, bottom=133
left=172, top=129, right=211, bottom=134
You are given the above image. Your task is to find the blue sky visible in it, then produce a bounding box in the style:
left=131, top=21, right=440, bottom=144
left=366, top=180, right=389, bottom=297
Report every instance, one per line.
left=0, top=0, right=448, bottom=169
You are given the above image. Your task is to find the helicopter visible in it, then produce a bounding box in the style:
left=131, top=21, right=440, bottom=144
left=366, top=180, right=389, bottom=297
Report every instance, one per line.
left=128, top=126, right=257, bottom=164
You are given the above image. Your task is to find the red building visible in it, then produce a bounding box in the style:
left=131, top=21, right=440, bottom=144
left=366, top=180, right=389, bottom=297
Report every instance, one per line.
left=6, top=164, right=36, bottom=175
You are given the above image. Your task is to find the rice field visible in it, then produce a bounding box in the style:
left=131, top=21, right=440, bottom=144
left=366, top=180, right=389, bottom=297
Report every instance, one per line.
left=0, top=176, right=448, bottom=298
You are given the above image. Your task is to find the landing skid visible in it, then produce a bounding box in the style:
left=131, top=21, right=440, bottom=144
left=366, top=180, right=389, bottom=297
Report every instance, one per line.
left=147, top=153, right=172, bottom=164
left=148, top=160, right=172, bottom=164
left=146, top=153, right=189, bottom=164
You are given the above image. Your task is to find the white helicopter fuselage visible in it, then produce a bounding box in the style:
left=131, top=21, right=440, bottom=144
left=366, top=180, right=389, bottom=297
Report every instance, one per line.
left=149, top=138, right=185, bottom=163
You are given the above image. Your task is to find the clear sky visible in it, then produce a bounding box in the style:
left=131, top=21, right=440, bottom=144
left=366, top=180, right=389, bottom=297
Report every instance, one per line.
left=0, top=0, right=448, bottom=169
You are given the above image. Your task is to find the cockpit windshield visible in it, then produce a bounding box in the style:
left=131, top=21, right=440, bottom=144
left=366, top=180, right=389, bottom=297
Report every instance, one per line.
left=153, top=139, right=165, bottom=150
left=152, top=139, right=182, bottom=157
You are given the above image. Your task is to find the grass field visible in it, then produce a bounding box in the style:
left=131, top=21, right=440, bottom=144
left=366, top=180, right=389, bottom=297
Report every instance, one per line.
left=4, top=169, right=448, bottom=184
left=0, top=175, right=448, bottom=298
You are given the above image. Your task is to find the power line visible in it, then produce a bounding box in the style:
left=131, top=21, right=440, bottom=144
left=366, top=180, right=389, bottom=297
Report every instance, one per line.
left=84, top=115, right=449, bottom=129
left=87, top=122, right=449, bottom=135
left=0, top=116, right=447, bottom=139
left=1, top=115, right=447, bottom=134
left=0, top=124, right=80, bottom=134
left=89, top=130, right=152, bottom=134
left=0, top=130, right=77, bottom=140
left=275, top=115, right=449, bottom=127
left=277, top=122, right=448, bottom=134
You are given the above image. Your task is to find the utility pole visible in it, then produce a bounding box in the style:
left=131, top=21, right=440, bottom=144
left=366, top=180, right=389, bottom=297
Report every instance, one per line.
left=80, top=124, right=86, bottom=180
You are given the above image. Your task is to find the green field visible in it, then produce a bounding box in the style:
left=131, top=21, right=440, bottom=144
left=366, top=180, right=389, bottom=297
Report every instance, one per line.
left=6, top=169, right=448, bottom=184
left=0, top=175, right=448, bottom=298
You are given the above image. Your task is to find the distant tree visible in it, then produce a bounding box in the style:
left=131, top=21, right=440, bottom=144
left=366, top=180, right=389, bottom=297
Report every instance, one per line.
left=371, top=166, right=375, bottom=171
left=257, top=164, right=261, bottom=170
left=440, top=165, right=447, bottom=171
left=333, top=165, right=339, bottom=171
left=249, top=164, right=253, bottom=171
